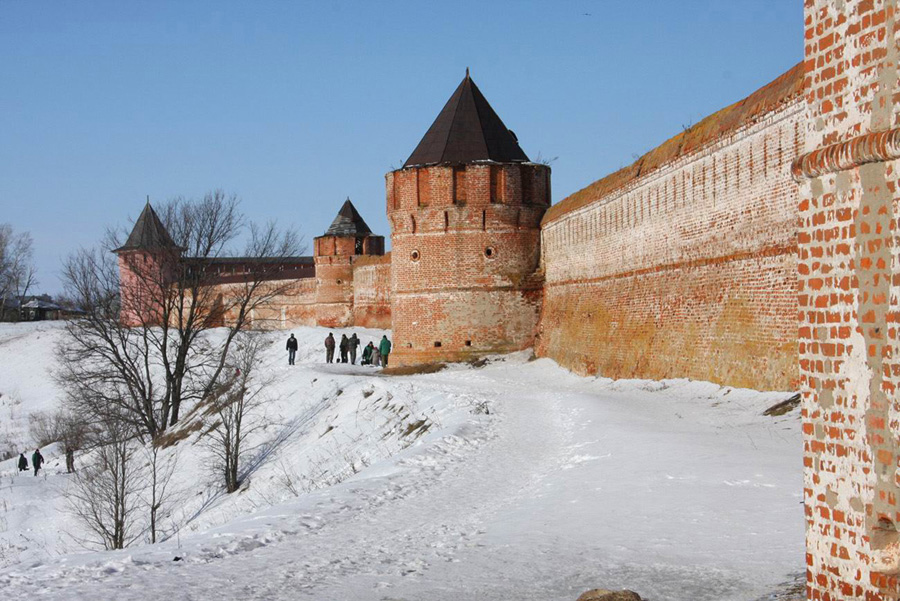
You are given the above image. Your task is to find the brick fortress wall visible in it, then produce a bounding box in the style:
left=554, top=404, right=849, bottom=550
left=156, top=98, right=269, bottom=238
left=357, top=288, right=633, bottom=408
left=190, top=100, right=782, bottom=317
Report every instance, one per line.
left=194, top=252, right=392, bottom=332
left=352, top=253, right=392, bottom=329
left=536, top=64, right=805, bottom=391
left=386, top=163, right=549, bottom=366
left=798, top=0, right=900, bottom=598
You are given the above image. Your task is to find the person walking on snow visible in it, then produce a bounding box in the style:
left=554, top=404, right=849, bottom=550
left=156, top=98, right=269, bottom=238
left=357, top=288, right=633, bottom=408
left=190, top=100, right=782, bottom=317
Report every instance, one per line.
left=339, top=334, right=349, bottom=364
left=286, top=333, right=298, bottom=365
left=17, top=453, right=27, bottom=472
left=349, top=333, right=360, bottom=365
left=325, top=333, right=335, bottom=363
left=379, top=335, right=392, bottom=368
left=361, top=341, right=374, bottom=365
left=32, top=448, right=44, bottom=477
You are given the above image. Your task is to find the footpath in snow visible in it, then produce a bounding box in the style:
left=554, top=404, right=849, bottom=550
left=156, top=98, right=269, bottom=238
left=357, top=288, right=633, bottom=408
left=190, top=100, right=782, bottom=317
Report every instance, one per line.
left=0, top=322, right=803, bottom=600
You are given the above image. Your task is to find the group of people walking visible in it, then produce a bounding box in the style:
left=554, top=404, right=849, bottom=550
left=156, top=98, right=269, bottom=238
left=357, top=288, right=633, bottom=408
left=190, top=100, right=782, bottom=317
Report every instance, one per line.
left=324, top=332, right=392, bottom=367
left=285, top=332, right=392, bottom=367
left=17, top=448, right=43, bottom=476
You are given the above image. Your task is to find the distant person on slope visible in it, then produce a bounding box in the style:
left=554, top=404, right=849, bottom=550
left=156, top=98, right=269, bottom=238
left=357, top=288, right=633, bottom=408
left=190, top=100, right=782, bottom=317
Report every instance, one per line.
left=379, top=335, right=392, bottom=368
left=349, top=333, right=360, bottom=365
left=17, top=453, right=27, bottom=472
left=286, top=333, right=298, bottom=366
left=32, top=448, right=44, bottom=477
left=325, top=333, right=336, bottom=364
left=361, top=341, right=375, bottom=365
left=339, top=334, right=349, bottom=364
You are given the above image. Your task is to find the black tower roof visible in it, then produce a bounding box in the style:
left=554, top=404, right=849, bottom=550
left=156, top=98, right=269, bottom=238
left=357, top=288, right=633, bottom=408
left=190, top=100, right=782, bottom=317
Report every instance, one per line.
left=403, top=71, right=530, bottom=168
left=114, top=202, right=178, bottom=253
left=324, top=199, right=373, bottom=237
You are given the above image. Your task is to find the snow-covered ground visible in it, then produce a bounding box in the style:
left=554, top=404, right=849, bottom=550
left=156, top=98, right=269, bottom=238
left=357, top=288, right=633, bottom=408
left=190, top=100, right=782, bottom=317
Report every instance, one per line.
left=0, top=322, right=803, bottom=600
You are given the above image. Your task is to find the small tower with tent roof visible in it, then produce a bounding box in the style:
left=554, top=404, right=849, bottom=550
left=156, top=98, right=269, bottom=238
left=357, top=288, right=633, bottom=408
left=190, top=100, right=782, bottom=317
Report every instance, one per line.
left=314, top=198, right=385, bottom=327
left=113, top=201, right=182, bottom=327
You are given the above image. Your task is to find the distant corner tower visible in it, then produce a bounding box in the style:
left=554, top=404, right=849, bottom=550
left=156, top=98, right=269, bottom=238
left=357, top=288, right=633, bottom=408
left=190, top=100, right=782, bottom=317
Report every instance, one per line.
left=314, top=198, right=385, bottom=327
left=386, top=71, right=550, bottom=366
left=113, top=201, right=182, bottom=327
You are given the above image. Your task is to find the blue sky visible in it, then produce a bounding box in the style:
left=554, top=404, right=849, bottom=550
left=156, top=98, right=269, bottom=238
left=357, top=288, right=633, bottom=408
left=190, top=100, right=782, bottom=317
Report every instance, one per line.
left=0, top=1, right=800, bottom=294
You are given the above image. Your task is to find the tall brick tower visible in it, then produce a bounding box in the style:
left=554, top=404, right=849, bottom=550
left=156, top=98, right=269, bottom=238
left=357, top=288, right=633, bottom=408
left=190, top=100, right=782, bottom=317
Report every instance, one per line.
left=113, top=202, right=181, bottom=327
left=314, top=199, right=385, bottom=327
left=386, top=72, right=550, bottom=366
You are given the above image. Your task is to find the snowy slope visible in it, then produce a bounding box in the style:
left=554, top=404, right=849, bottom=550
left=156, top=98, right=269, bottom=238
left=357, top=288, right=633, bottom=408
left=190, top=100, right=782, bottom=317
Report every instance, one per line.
left=0, top=322, right=804, bottom=600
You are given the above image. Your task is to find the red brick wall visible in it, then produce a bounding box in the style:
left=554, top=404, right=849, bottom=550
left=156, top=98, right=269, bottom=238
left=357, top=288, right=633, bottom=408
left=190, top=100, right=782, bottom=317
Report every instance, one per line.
left=352, top=253, right=392, bottom=329
left=314, top=235, right=359, bottom=328
left=799, top=1, right=900, bottom=598
left=387, top=163, right=549, bottom=366
left=202, top=277, right=318, bottom=329
left=538, top=81, right=804, bottom=391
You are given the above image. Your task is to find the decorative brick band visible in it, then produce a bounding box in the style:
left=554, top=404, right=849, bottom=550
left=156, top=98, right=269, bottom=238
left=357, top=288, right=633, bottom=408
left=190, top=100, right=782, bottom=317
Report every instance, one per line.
left=792, top=127, right=900, bottom=180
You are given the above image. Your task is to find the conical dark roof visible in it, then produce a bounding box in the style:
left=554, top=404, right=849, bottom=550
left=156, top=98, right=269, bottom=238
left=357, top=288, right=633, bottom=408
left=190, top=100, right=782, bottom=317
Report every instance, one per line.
left=404, top=72, right=529, bottom=168
left=324, top=199, right=373, bottom=236
left=114, top=202, right=178, bottom=252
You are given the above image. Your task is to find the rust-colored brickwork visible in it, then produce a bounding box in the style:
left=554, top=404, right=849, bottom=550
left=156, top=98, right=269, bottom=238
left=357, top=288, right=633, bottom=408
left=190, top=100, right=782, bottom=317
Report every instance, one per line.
left=352, top=253, right=392, bottom=329
left=799, top=1, right=900, bottom=598
left=538, top=67, right=805, bottom=391
left=313, top=232, right=385, bottom=328
left=387, top=163, right=549, bottom=366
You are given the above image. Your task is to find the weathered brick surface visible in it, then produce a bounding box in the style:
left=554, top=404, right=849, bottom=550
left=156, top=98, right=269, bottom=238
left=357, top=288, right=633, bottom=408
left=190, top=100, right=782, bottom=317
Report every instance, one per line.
left=799, top=1, right=900, bottom=598
left=386, top=163, right=548, bottom=365
left=538, top=86, right=804, bottom=391
left=352, top=253, right=392, bottom=329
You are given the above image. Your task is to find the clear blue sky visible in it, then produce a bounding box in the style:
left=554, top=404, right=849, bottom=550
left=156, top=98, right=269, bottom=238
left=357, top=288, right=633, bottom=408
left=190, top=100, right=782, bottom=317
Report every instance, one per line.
left=0, top=1, right=800, bottom=294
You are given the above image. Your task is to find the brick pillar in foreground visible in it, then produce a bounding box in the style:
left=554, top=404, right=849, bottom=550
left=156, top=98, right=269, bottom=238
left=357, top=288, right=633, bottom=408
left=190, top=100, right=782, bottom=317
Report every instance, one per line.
left=797, top=1, right=900, bottom=598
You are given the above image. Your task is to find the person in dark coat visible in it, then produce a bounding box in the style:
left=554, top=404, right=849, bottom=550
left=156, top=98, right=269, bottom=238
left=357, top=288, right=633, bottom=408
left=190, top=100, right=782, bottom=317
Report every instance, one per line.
left=348, top=333, right=360, bottom=365
left=32, top=448, right=44, bottom=477
left=379, top=335, right=392, bottom=368
left=286, top=333, right=298, bottom=365
left=339, top=334, right=349, bottom=364
left=325, top=333, right=335, bottom=363
left=361, top=342, right=374, bottom=365
left=65, top=448, right=75, bottom=473
left=17, top=453, right=27, bottom=472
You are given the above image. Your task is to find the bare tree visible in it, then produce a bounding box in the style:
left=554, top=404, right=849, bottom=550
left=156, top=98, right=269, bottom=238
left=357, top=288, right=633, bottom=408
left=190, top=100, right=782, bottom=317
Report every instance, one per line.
left=67, top=413, right=143, bottom=550
left=0, top=224, right=37, bottom=320
left=28, top=409, right=89, bottom=472
left=202, top=333, right=270, bottom=493
left=142, top=442, right=179, bottom=544
left=58, top=190, right=303, bottom=439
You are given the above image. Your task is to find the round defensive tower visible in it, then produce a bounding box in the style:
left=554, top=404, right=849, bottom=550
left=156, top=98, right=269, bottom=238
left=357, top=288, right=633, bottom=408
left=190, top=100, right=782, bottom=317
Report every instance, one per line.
left=314, top=198, right=384, bottom=327
left=386, top=72, right=550, bottom=366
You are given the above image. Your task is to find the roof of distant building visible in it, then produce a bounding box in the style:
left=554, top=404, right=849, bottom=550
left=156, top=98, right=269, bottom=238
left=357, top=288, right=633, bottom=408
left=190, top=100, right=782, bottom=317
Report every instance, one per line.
left=403, top=71, right=529, bottom=168
left=323, top=199, right=373, bottom=237
left=22, top=299, right=62, bottom=310
left=114, top=202, right=179, bottom=253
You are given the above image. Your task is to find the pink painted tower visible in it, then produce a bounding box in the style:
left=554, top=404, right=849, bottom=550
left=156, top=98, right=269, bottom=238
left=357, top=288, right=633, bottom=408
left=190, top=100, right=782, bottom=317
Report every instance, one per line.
left=113, top=202, right=181, bottom=327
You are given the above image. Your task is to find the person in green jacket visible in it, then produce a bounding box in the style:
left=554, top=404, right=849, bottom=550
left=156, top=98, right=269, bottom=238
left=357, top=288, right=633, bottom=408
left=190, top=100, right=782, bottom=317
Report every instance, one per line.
left=379, top=335, right=392, bottom=368
left=361, top=341, right=375, bottom=365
